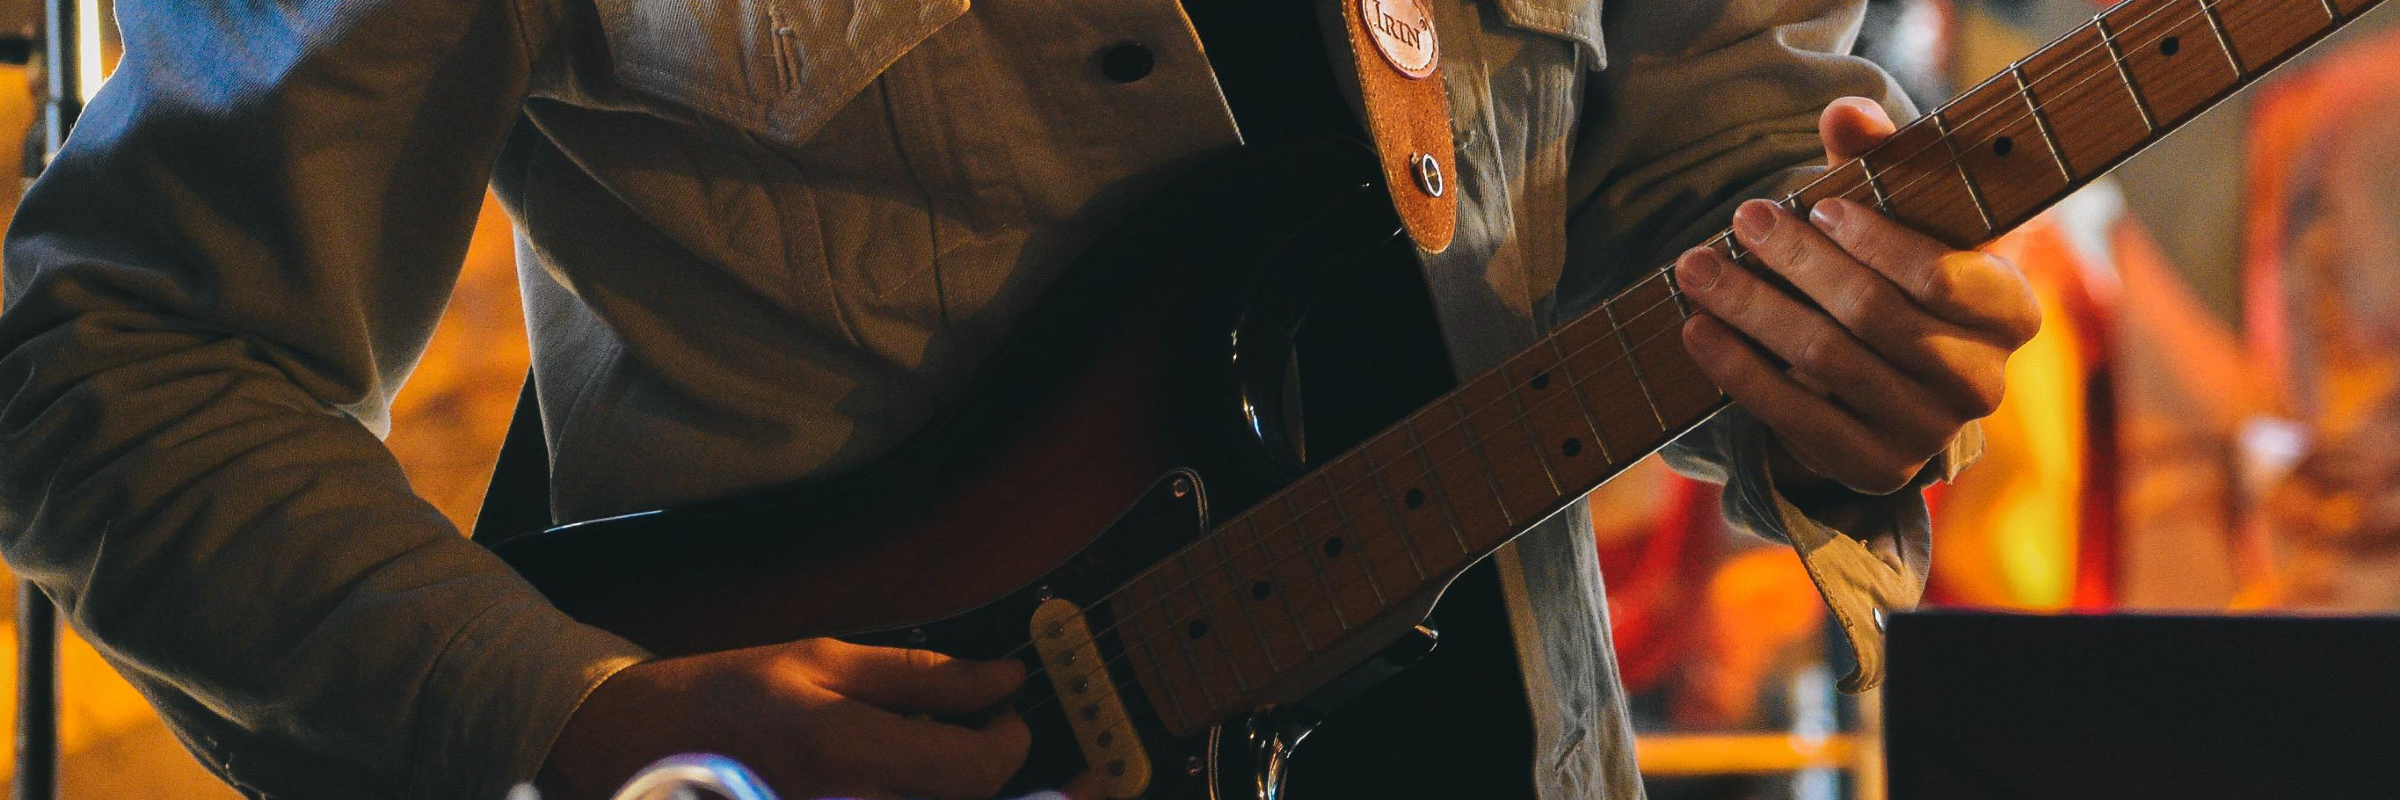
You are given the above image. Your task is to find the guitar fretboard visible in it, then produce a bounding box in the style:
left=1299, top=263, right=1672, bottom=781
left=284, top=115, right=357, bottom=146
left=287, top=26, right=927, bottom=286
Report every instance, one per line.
left=1115, top=0, right=2387, bottom=733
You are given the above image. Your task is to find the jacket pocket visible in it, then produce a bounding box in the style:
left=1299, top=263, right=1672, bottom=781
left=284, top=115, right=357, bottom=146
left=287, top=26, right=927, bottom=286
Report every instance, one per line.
left=591, top=0, right=970, bottom=147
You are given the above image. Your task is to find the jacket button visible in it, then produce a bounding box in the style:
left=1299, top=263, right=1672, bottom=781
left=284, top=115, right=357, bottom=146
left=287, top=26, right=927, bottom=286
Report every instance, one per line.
left=1099, top=42, right=1155, bottom=83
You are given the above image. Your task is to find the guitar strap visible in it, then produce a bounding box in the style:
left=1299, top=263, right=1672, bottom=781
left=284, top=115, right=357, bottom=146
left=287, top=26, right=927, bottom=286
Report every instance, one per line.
left=1335, top=0, right=1459, bottom=254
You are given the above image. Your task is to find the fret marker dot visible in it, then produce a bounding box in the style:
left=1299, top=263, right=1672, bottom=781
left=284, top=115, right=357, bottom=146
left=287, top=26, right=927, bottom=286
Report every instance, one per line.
left=1251, top=580, right=1273, bottom=600
left=1992, top=136, right=2014, bottom=157
left=2160, top=36, right=2180, bottom=56
left=1562, top=438, right=1583, bottom=457
left=1186, top=619, right=1209, bottom=639
left=1083, top=704, right=1101, bottom=721
left=1109, top=760, right=1127, bottom=777
left=1323, top=537, right=1346, bottom=558
left=1405, top=488, right=1426, bottom=509
left=1097, top=731, right=1114, bottom=747
left=1530, top=372, right=1551, bottom=390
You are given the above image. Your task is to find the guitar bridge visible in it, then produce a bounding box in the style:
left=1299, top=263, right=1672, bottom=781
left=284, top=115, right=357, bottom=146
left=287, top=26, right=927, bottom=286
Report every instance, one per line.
left=1031, top=598, right=1151, bottom=799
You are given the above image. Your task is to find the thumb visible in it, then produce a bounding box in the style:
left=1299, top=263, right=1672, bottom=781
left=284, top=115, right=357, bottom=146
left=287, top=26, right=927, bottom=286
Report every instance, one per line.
left=808, top=640, right=1027, bottom=714
left=1820, top=96, right=1898, bottom=164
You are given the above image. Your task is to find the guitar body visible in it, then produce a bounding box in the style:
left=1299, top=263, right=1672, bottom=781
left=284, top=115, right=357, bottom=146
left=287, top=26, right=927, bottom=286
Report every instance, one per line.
left=493, top=139, right=1527, bottom=799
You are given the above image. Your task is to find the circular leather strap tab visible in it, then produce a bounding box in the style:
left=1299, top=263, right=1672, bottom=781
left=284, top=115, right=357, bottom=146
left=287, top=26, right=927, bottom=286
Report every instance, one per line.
left=1360, top=0, right=1440, bottom=78
left=1339, top=0, right=1458, bottom=253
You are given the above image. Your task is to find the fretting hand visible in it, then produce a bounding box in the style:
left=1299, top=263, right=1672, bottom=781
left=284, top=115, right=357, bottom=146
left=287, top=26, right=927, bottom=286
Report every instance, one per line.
left=1678, top=97, right=2042, bottom=495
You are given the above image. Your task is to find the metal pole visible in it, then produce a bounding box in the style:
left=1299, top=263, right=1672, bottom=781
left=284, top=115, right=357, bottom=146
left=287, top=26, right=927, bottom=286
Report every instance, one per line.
left=41, top=0, right=79, bottom=157
left=15, top=0, right=79, bottom=794
left=14, top=584, right=58, bottom=800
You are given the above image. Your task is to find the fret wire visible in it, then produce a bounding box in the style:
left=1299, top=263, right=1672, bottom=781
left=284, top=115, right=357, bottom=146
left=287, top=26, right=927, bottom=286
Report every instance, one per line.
left=2011, top=64, right=2077, bottom=182
left=1177, top=637, right=1220, bottom=714
left=1600, top=295, right=1671, bottom=431
left=1133, top=642, right=1193, bottom=728
left=2317, top=0, right=2341, bottom=18
left=1244, top=517, right=1318, bottom=653
left=1544, top=336, right=1616, bottom=464
left=1123, top=579, right=1207, bottom=724
left=1660, top=272, right=1720, bottom=405
left=1280, top=493, right=1353, bottom=632
left=1399, top=420, right=1476, bottom=557
left=1663, top=265, right=1696, bottom=320
left=1860, top=161, right=1895, bottom=213
left=1355, top=447, right=1431, bottom=582
left=1175, top=551, right=1256, bottom=694
left=1496, top=375, right=1565, bottom=495
left=1204, top=529, right=1287, bottom=671
left=1722, top=238, right=1750, bottom=263
left=2095, top=14, right=2160, bottom=132
left=1443, top=394, right=1521, bottom=526
left=2198, top=0, right=2249, bottom=79
left=1929, top=111, right=2000, bottom=234
left=1316, top=473, right=1389, bottom=608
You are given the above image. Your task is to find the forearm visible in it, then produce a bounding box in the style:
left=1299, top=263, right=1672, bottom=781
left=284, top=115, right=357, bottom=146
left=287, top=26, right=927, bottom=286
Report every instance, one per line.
left=0, top=310, right=646, bottom=795
left=0, top=0, right=650, bottom=792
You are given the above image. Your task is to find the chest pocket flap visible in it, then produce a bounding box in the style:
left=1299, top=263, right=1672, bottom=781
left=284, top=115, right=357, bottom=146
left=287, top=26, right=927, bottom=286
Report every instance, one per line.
left=1489, top=0, right=1605, bottom=67
left=595, top=0, right=970, bottom=146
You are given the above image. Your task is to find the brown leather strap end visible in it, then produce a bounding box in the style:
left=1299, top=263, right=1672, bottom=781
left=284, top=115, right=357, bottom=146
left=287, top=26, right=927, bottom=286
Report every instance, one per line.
left=1338, top=0, right=1459, bottom=253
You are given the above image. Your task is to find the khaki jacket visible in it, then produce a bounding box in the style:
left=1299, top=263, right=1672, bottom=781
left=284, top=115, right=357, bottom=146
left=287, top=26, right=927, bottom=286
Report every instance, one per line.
left=0, top=0, right=1925, bottom=796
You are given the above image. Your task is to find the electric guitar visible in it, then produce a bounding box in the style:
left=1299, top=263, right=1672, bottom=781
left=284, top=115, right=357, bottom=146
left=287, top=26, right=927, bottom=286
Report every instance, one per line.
left=490, top=0, right=2390, bottom=795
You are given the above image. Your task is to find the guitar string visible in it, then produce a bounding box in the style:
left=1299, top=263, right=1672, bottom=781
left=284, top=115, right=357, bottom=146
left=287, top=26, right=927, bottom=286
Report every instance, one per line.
left=1000, top=0, right=2253, bottom=688
left=1005, top=0, right=2289, bottom=738
left=1774, top=0, right=2287, bottom=238
left=996, top=0, right=2302, bottom=750
left=1003, top=281, right=1711, bottom=759
left=1007, top=0, right=2265, bottom=684
left=1010, top=3, right=2313, bottom=765
left=1005, top=270, right=1700, bottom=717
left=1009, top=0, right=2246, bottom=695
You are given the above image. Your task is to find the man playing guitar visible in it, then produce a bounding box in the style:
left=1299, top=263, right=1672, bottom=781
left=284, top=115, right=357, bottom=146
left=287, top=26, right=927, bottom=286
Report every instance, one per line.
left=0, top=0, right=2032, bottom=797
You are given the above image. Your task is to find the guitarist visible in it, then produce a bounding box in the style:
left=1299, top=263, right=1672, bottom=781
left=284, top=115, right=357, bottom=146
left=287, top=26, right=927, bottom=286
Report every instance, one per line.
left=0, top=0, right=2036, bottom=797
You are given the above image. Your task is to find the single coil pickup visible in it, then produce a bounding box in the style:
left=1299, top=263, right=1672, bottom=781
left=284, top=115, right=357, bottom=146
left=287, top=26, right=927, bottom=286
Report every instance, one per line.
left=1031, top=598, right=1151, bottom=798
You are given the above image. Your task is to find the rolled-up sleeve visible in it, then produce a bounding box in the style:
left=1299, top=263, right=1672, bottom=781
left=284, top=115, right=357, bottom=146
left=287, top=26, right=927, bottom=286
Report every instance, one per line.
left=0, top=0, right=648, bottom=795
left=1559, top=0, right=1957, bottom=692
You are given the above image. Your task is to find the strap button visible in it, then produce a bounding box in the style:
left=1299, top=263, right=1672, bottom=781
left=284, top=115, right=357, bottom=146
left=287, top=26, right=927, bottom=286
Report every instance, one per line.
left=1409, top=152, right=1446, bottom=197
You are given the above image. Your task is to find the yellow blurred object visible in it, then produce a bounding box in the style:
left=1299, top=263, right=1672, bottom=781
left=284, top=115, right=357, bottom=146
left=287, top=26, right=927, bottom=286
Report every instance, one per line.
left=383, top=194, right=532, bottom=531
left=1634, top=733, right=1859, bottom=777
left=1928, top=213, right=2092, bottom=609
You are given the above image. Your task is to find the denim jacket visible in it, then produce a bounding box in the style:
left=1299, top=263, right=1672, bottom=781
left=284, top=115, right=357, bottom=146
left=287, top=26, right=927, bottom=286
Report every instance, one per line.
left=0, top=0, right=1927, bottom=796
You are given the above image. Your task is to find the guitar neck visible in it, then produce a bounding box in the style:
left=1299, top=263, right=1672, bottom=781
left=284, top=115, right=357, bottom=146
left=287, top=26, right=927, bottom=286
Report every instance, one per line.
left=1113, top=0, right=2389, bottom=733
